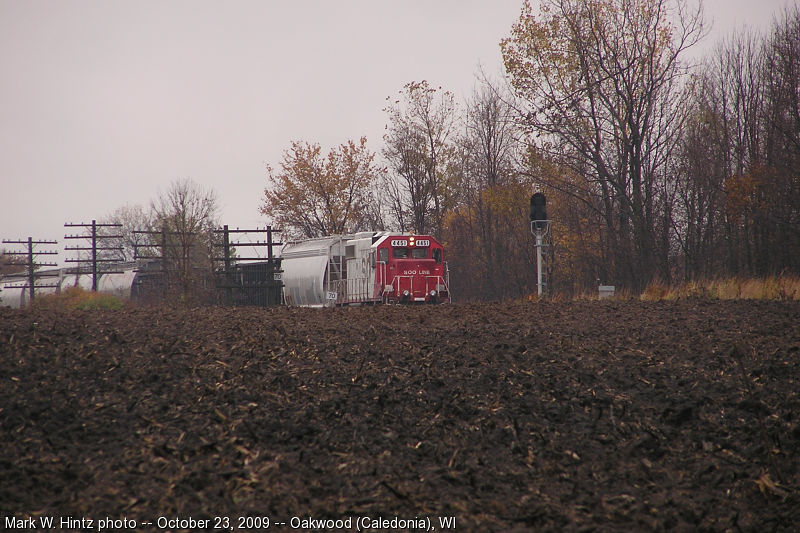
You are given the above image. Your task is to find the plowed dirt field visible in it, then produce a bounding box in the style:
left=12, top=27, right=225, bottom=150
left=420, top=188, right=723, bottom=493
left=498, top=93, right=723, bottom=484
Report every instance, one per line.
left=1, top=300, right=799, bottom=532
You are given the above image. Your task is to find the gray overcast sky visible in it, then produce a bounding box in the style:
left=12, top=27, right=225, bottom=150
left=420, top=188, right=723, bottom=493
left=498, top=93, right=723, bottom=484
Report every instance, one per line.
left=0, top=0, right=796, bottom=262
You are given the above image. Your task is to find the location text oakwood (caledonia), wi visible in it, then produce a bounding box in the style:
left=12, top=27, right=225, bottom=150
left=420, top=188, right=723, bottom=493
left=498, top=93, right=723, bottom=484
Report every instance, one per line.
left=5, top=514, right=457, bottom=531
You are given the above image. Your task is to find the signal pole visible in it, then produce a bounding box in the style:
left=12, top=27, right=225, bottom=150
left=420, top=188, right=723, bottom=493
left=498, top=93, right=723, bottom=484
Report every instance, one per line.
left=529, top=193, right=551, bottom=298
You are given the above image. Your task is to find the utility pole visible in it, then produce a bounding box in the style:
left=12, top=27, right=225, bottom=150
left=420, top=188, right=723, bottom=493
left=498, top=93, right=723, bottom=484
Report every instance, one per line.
left=64, top=220, right=124, bottom=290
left=1, top=237, right=59, bottom=303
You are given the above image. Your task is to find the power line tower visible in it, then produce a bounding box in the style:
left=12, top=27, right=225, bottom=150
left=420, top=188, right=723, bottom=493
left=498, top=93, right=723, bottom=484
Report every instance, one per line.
left=64, top=220, right=124, bottom=290
left=1, top=237, right=60, bottom=303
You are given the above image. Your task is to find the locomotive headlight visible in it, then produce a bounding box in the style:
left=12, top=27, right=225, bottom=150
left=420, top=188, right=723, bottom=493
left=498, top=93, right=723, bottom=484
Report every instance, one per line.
left=403, top=290, right=410, bottom=297
left=430, top=290, right=436, bottom=297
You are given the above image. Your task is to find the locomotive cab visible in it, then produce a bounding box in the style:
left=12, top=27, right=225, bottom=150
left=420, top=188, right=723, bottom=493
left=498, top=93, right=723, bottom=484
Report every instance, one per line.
left=374, top=234, right=450, bottom=304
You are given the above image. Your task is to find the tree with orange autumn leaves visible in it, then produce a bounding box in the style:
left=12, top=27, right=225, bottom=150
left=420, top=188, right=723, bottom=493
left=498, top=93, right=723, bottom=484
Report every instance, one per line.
left=260, top=137, right=384, bottom=239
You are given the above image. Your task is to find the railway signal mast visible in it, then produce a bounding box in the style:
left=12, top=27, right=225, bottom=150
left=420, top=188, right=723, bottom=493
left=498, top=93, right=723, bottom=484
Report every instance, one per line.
left=530, top=193, right=551, bottom=297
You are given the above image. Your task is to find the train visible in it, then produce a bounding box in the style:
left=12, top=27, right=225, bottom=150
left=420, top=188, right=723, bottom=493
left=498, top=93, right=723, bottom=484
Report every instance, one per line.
left=0, top=231, right=451, bottom=308
left=281, top=231, right=450, bottom=306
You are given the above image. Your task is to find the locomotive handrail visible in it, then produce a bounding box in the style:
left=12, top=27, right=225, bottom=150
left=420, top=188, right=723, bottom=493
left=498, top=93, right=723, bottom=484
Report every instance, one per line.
left=377, top=260, right=388, bottom=302
left=425, top=274, right=450, bottom=299
left=390, top=275, right=415, bottom=297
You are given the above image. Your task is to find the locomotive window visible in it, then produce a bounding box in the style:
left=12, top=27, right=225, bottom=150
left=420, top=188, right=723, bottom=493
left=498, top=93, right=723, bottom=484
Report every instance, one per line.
left=433, top=248, right=442, bottom=263
left=379, top=248, right=389, bottom=262
left=411, top=248, right=428, bottom=259
left=393, top=247, right=409, bottom=258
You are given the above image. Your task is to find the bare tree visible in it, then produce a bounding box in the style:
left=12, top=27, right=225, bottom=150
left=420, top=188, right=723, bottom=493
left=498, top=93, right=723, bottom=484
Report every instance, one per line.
left=150, top=178, right=220, bottom=298
left=382, top=81, right=458, bottom=235
left=99, top=203, right=152, bottom=262
left=671, top=77, right=728, bottom=280
left=761, top=5, right=800, bottom=273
